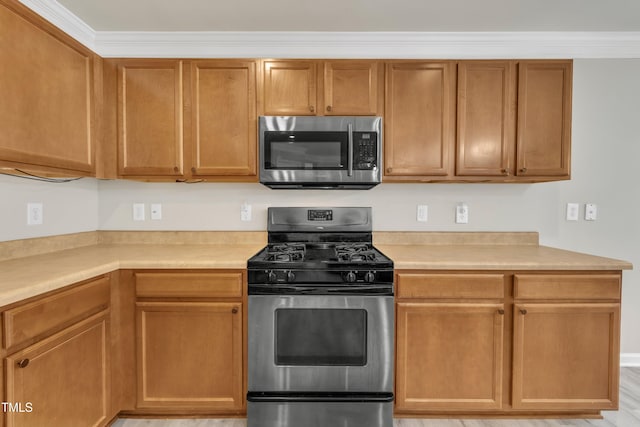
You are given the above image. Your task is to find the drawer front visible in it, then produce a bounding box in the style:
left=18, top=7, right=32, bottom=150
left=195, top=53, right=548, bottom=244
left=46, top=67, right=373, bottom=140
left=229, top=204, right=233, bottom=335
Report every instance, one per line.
left=135, top=272, right=244, bottom=298
left=514, top=274, right=621, bottom=300
left=3, top=276, right=110, bottom=350
left=397, top=273, right=504, bottom=299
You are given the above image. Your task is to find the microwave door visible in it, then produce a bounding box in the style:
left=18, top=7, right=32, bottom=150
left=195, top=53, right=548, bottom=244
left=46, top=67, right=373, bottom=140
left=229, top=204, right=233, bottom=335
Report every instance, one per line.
left=264, top=131, right=349, bottom=172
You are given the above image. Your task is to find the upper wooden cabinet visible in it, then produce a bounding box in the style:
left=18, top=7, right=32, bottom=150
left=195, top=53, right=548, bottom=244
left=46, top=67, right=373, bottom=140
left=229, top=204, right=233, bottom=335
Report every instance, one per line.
left=117, top=60, right=184, bottom=177
left=190, top=60, right=257, bottom=179
left=384, top=61, right=456, bottom=179
left=516, top=61, right=572, bottom=178
left=262, top=59, right=381, bottom=116
left=456, top=61, right=516, bottom=176
left=107, top=59, right=258, bottom=181
left=0, top=2, right=97, bottom=176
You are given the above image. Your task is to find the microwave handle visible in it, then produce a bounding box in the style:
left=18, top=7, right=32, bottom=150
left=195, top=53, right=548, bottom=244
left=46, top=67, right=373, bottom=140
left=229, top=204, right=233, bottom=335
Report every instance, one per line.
left=347, top=123, right=354, bottom=177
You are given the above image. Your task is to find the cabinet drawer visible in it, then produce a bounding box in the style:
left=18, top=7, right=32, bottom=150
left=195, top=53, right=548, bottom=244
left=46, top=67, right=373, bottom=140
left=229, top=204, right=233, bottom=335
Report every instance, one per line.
left=135, top=272, right=243, bottom=298
left=3, top=276, right=110, bottom=350
left=514, top=274, right=621, bottom=300
left=397, top=273, right=504, bottom=299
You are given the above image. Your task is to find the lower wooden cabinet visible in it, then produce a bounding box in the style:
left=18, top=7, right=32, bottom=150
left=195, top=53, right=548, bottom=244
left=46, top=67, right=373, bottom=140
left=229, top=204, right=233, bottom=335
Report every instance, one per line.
left=136, top=301, right=243, bottom=411
left=4, top=313, right=110, bottom=427
left=396, top=302, right=504, bottom=411
left=395, top=271, right=622, bottom=416
left=133, top=270, right=246, bottom=414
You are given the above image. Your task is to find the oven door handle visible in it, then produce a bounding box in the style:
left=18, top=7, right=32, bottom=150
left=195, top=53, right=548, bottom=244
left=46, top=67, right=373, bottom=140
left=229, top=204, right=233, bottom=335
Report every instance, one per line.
left=247, top=392, right=394, bottom=403
left=347, top=123, right=354, bottom=177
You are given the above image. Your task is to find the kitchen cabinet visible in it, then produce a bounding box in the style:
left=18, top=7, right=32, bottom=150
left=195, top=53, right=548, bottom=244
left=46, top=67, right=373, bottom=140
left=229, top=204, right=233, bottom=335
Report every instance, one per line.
left=2, top=275, right=111, bottom=427
left=395, top=271, right=621, bottom=416
left=189, top=60, right=257, bottom=179
left=262, top=59, right=381, bottom=116
left=512, top=274, right=620, bottom=411
left=516, top=61, right=572, bottom=178
left=456, top=61, right=516, bottom=176
left=384, top=61, right=456, bottom=180
left=0, top=1, right=98, bottom=176
left=134, top=271, right=245, bottom=413
left=109, top=59, right=258, bottom=181
left=115, top=59, right=185, bottom=177
left=395, top=273, right=505, bottom=412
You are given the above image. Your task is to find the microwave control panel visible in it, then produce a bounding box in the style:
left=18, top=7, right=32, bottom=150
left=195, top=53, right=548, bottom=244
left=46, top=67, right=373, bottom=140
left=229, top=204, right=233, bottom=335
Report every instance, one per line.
left=353, top=132, right=378, bottom=170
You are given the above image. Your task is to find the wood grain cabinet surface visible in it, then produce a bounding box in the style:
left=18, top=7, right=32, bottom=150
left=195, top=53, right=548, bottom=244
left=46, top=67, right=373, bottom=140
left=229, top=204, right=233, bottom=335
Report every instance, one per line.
left=134, top=271, right=245, bottom=414
left=262, top=59, right=382, bottom=116
left=0, top=1, right=97, bottom=176
left=395, top=271, right=621, bottom=417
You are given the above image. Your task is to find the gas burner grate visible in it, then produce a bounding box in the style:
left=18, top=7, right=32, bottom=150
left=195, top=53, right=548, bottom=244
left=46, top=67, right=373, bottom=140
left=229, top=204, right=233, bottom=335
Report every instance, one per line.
left=266, top=243, right=306, bottom=262
left=335, top=244, right=377, bottom=262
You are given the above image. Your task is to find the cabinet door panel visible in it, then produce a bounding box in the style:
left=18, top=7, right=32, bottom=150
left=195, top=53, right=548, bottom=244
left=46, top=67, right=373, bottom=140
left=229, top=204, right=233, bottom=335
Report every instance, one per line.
left=263, top=61, right=316, bottom=115
left=190, top=61, right=257, bottom=178
left=324, top=61, right=379, bottom=116
left=516, top=61, right=572, bottom=177
left=512, top=303, right=620, bottom=410
left=396, top=302, right=504, bottom=411
left=5, top=314, right=109, bottom=427
left=136, top=302, right=243, bottom=411
left=457, top=61, right=515, bottom=176
left=0, top=4, right=94, bottom=173
left=117, top=60, right=183, bottom=176
left=384, top=62, right=455, bottom=178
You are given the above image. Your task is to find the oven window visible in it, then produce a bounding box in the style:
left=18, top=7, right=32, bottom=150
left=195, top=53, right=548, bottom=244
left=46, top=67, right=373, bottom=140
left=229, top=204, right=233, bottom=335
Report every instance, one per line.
left=275, top=308, right=367, bottom=366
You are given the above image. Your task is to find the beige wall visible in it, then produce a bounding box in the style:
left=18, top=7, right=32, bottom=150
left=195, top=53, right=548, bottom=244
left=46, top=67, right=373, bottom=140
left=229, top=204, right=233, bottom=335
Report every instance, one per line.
left=1, top=59, right=639, bottom=355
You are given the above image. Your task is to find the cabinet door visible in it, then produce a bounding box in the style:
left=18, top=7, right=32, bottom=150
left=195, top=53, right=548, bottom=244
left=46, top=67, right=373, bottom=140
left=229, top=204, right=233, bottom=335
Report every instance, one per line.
left=263, top=60, right=317, bottom=115
left=323, top=61, right=379, bottom=116
left=384, top=62, right=455, bottom=179
left=512, top=302, right=620, bottom=410
left=457, top=61, right=515, bottom=176
left=396, top=302, right=504, bottom=411
left=117, top=60, right=184, bottom=176
left=5, top=314, right=109, bottom=427
left=190, top=60, right=257, bottom=179
left=0, top=4, right=95, bottom=174
left=516, top=61, right=572, bottom=177
left=136, top=301, right=243, bottom=411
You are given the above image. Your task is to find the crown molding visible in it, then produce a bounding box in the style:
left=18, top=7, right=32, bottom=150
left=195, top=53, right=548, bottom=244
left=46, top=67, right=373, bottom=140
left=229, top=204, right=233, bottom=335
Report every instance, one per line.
left=18, top=0, right=640, bottom=59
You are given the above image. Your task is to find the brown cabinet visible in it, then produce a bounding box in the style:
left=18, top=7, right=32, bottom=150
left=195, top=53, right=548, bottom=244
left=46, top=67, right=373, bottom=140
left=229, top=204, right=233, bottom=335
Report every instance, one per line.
left=0, top=2, right=97, bottom=176
left=456, top=61, right=516, bottom=176
left=1, top=275, right=112, bottom=427
left=116, top=60, right=184, bottom=177
left=189, top=60, right=257, bottom=179
left=516, top=61, right=572, bottom=178
left=512, top=274, right=620, bottom=411
left=395, top=271, right=622, bottom=417
left=110, top=59, right=258, bottom=181
left=395, top=273, right=505, bottom=412
left=134, top=271, right=245, bottom=413
left=384, top=61, right=456, bottom=179
left=262, top=60, right=381, bottom=116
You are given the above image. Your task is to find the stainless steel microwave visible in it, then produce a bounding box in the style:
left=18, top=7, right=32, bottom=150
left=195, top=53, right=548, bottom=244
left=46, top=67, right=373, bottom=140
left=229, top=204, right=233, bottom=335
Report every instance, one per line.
left=259, top=116, right=382, bottom=189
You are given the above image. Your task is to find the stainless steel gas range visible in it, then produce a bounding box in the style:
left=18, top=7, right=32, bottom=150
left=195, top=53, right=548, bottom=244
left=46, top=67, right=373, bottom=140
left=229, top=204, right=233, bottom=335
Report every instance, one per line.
left=247, top=207, right=394, bottom=427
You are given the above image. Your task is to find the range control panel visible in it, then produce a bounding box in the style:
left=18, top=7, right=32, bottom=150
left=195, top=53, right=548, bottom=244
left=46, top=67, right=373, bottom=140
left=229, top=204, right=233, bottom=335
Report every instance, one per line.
left=353, top=132, right=378, bottom=170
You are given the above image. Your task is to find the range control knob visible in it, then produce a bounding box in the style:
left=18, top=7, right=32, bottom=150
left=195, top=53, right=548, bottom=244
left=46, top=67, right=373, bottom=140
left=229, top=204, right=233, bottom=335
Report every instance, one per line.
left=364, top=271, right=376, bottom=283
left=266, top=270, right=277, bottom=283
left=345, top=271, right=357, bottom=283
left=286, top=271, right=296, bottom=282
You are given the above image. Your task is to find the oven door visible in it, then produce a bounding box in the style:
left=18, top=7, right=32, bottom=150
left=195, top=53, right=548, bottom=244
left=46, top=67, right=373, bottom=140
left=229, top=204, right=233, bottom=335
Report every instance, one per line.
left=248, top=295, right=394, bottom=393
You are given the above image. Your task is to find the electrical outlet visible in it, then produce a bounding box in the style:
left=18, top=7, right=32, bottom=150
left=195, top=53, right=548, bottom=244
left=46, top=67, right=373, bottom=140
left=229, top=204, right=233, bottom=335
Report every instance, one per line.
left=27, top=202, right=43, bottom=225
left=241, top=202, right=252, bottom=221
left=566, top=203, right=579, bottom=221
left=585, top=203, right=598, bottom=221
left=416, top=205, right=428, bottom=222
left=455, top=203, right=469, bottom=224
left=133, top=203, right=145, bottom=221
left=150, top=204, right=162, bottom=220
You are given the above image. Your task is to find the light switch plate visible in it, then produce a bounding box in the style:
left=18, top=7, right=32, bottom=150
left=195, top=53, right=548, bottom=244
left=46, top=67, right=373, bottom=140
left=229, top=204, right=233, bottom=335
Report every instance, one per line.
left=417, top=205, right=428, bottom=222
left=241, top=203, right=252, bottom=221
left=566, top=203, right=579, bottom=221
left=133, top=203, right=145, bottom=221
left=150, top=204, right=162, bottom=220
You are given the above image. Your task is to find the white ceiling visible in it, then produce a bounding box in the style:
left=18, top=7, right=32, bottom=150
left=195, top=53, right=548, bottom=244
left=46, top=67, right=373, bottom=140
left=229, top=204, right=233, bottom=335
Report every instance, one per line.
left=55, top=0, right=640, bottom=32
